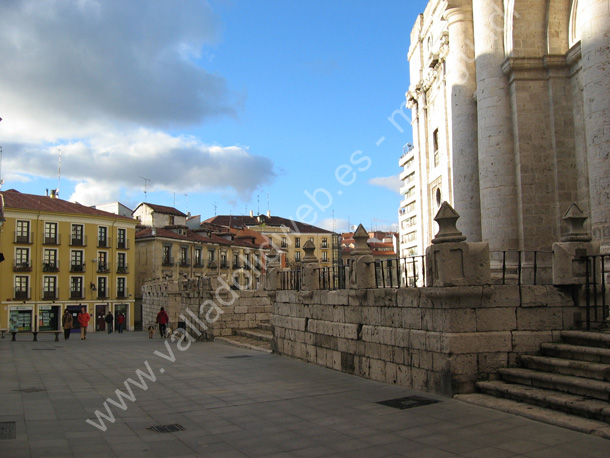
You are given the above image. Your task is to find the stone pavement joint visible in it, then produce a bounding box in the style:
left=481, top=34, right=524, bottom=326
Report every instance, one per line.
left=1, top=331, right=609, bottom=457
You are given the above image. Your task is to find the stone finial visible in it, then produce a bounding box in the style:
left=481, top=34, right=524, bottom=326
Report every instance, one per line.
left=302, top=239, right=318, bottom=264
left=351, top=224, right=372, bottom=256
left=266, top=248, right=282, bottom=267
left=562, top=203, right=592, bottom=242
left=431, top=202, right=467, bottom=244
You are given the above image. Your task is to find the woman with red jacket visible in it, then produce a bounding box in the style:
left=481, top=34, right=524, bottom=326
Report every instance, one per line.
left=78, top=306, right=90, bottom=340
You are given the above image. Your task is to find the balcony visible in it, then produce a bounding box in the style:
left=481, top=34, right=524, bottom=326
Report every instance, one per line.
left=116, top=264, right=129, bottom=274
left=70, top=290, right=84, bottom=300
left=97, top=237, right=110, bottom=248
left=117, top=239, right=129, bottom=250
left=43, top=234, right=61, bottom=245
left=97, top=262, right=111, bottom=274
left=220, top=261, right=229, bottom=269
left=14, top=231, right=33, bottom=244
left=42, top=262, right=60, bottom=272
left=70, top=263, right=86, bottom=273
left=162, top=257, right=174, bottom=267
left=14, top=289, right=30, bottom=300
left=14, top=261, right=32, bottom=272
left=116, top=288, right=128, bottom=299
left=70, top=235, right=87, bottom=247
left=97, top=289, right=108, bottom=299
left=208, top=260, right=217, bottom=268
left=178, top=260, right=191, bottom=268
left=193, top=261, right=204, bottom=268
left=232, top=263, right=240, bottom=269
left=43, top=289, right=58, bottom=300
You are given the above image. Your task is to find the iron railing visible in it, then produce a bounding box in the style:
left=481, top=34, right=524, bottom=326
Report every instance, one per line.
left=317, top=265, right=348, bottom=290
left=279, top=269, right=302, bottom=291
left=490, top=250, right=553, bottom=285
left=372, top=256, right=426, bottom=288
left=583, top=254, right=609, bottom=331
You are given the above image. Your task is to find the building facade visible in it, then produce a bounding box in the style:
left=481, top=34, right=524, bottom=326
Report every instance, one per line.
left=205, top=212, right=340, bottom=268
left=399, top=0, right=610, bottom=254
left=0, top=190, right=138, bottom=334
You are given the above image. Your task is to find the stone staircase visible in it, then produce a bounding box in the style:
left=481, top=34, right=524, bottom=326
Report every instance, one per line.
left=456, top=330, right=610, bottom=439
left=214, top=322, right=273, bottom=354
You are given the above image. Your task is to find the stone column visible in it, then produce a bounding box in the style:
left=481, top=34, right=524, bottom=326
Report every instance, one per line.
left=443, top=1, right=481, bottom=243
left=580, top=0, right=610, bottom=248
left=471, top=0, right=519, bottom=251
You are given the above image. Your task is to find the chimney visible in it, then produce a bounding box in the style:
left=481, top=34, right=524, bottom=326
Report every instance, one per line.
left=267, top=210, right=271, bottom=217
left=249, top=210, right=254, bottom=217
left=49, top=189, right=57, bottom=199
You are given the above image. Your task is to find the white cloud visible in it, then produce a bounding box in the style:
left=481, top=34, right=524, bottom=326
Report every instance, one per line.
left=0, top=0, right=238, bottom=143
left=317, top=218, right=349, bottom=233
left=368, top=175, right=401, bottom=194
left=4, top=130, right=276, bottom=203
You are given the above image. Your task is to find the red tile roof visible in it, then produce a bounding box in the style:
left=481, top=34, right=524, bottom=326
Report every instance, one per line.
left=135, top=227, right=263, bottom=250
left=205, top=214, right=333, bottom=234
left=134, top=203, right=186, bottom=217
left=1, top=189, right=136, bottom=221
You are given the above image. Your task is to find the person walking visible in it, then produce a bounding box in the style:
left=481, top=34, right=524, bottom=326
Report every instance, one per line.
left=62, top=309, right=73, bottom=340
left=78, top=306, right=90, bottom=340
left=156, top=307, right=169, bottom=338
left=116, top=312, right=125, bottom=333
left=105, top=312, right=114, bottom=334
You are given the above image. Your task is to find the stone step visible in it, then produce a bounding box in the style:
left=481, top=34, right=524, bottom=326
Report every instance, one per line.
left=520, top=355, right=610, bottom=382
left=235, top=328, right=273, bottom=342
left=498, top=367, right=610, bottom=401
left=560, top=330, right=610, bottom=349
left=476, top=380, right=610, bottom=424
left=215, top=335, right=272, bottom=354
left=258, top=322, right=272, bottom=332
left=541, top=342, right=610, bottom=365
left=455, top=393, right=610, bottom=439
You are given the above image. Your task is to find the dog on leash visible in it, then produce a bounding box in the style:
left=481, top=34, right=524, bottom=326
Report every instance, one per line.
left=147, top=325, right=155, bottom=339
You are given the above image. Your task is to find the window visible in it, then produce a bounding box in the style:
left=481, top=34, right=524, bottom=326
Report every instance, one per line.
left=98, top=226, right=108, bottom=248
left=194, top=248, right=202, bottom=267
left=162, top=246, right=172, bottom=266
left=322, top=251, right=328, bottom=262
left=295, top=237, right=300, bottom=248
left=295, top=251, right=301, bottom=262
left=97, top=277, right=107, bottom=298
left=281, top=237, right=287, bottom=248
left=208, top=248, right=216, bottom=267
left=233, top=252, right=240, bottom=269
left=43, top=249, right=58, bottom=271
left=117, top=228, right=127, bottom=249
left=15, top=248, right=30, bottom=271
left=180, top=246, right=189, bottom=266
left=71, top=224, right=84, bottom=246
left=117, top=277, right=126, bottom=298
left=44, top=222, right=58, bottom=244
left=98, top=251, right=108, bottom=272
left=220, top=252, right=228, bottom=269
left=16, top=220, right=30, bottom=243
left=70, top=277, right=83, bottom=299
left=254, top=253, right=261, bottom=271
left=321, top=238, right=328, bottom=249
left=433, top=128, right=440, bottom=167
left=71, top=250, right=84, bottom=272
left=117, top=252, right=127, bottom=273
left=15, top=276, right=29, bottom=299
left=168, top=216, right=175, bottom=225
left=43, top=276, right=57, bottom=300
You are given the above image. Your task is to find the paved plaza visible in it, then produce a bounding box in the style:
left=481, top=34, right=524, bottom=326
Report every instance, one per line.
left=1, top=331, right=608, bottom=457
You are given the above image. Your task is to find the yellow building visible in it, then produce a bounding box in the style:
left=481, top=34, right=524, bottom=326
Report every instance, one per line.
left=205, top=213, right=341, bottom=268
left=0, top=190, right=138, bottom=335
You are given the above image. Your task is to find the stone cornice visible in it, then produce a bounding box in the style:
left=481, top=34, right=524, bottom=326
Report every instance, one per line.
left=502, top=55, right=571, bottom=83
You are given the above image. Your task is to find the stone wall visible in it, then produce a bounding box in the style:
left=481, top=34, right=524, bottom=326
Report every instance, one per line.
left=272, top=285, right=577, bottom=396
left=142, top=276, right=271, bottom=339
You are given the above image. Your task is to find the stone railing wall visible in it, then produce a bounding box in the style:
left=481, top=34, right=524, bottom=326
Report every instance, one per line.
left=142, top=276, right=271, bottom=339
left=272, top=285, right=576, bottom=396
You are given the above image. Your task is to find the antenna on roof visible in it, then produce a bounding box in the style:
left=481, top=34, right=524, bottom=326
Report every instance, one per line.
left=257, top=194, right=260, bottom=215
left=267, top=193, right=270, bottom=214
left=213, top=202, right=217, bottom=216
left=56, top=148, right=62, bottom=198
left=184, top=193, right=188, bottom=213
left=139, top=176, right=151, bottom=201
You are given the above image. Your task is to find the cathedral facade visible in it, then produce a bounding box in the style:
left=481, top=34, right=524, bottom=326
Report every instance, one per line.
left=399, top=0, right=609, bottom=255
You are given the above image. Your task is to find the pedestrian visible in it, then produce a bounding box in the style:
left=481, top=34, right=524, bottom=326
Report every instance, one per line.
left=105, top=311, right=114, bottom=334
left=156, top=307, right=169, bottom=338
left=116, top=312, right=125, bottom=333
left=62, top=309, right=73, bottom=340
left=78, top=306, right=90, bottom=340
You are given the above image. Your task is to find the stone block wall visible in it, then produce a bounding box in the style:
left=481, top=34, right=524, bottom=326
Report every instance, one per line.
left=142, top=277, right=271, bottom=339
left=272, top=285, right=576, bottom=396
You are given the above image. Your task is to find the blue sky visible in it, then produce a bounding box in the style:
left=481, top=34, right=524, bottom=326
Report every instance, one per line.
left=0, top=0, right=429, bottom=233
